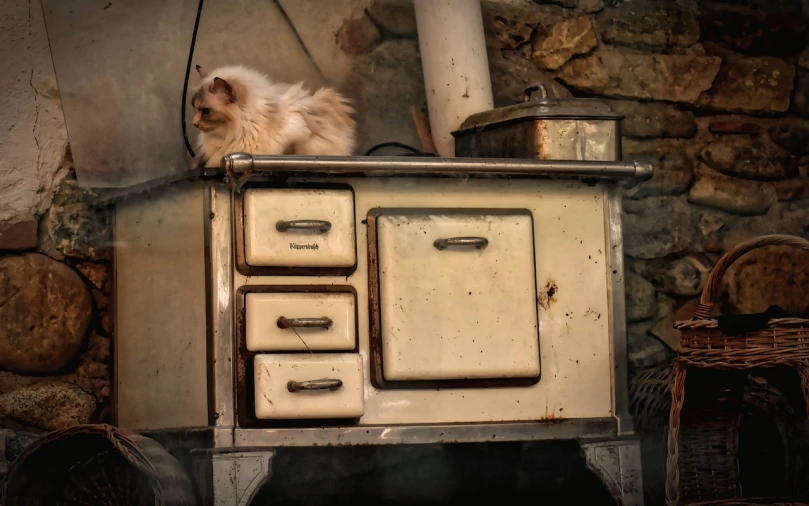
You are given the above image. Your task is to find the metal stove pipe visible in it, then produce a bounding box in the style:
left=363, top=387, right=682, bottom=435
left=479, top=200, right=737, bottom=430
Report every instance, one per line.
left=414, top=0, right=494, bottom=157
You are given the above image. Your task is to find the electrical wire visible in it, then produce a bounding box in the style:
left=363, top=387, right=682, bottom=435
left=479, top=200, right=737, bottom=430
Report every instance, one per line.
left=364, top=142, right=428, bottom=157
left=181, top=0, right=205, bottom=158
left=271, top=0, right=326, bottom=83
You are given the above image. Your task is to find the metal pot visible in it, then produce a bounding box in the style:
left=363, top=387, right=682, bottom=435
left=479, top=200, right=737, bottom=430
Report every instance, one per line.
left=452, top=84, right=623, bottom=162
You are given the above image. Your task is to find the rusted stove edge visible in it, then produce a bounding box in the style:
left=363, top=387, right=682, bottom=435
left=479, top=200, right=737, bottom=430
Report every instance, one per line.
left=222, top=153, right=653, bottom=182
left=605, top=188, right=634, bottom=437
left=133, top=416, right=620, bottom=450
left=221, top=417, right=618, bottom=448
left=90, top=155, right=652, bottom=207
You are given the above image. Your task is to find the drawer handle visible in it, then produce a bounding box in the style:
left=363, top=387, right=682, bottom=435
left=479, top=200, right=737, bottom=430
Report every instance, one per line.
left=276, top=220, right=332, bottom=233
left=287, top=379, right=343, bottom=392
left=434, top=237, right=489, bottom=250
left=277, top=317, right=333, bottom=329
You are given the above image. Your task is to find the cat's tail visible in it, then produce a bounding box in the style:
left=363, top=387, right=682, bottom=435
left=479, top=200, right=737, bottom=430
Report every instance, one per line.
left=298, top=87, right=357, bottom=156
left=312, top=88, right=356, bottom=131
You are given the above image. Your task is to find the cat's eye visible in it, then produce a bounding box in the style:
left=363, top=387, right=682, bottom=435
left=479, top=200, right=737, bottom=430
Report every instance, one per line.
left=201, top=107, right=211, bottom=115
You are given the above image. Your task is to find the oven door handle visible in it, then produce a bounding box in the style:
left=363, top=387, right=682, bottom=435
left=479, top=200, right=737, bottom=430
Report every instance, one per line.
left=434, top=236, right=489, bottom=250
left=277, top=317, right=333, bottom=329
left=275, top=219, right=332, bottom=233
left=287, top=379, right=343, bottom=392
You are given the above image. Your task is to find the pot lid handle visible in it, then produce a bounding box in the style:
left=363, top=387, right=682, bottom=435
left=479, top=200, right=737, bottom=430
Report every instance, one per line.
left=523, top=83, right=549, bottom=102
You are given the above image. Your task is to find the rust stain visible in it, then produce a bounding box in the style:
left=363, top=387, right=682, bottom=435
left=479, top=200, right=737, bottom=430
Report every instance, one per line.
left=537, top=281, right=559, bottom=310
left=537, top=403, right=566, bottom=421
left=584, top=308, right=602, bottom=321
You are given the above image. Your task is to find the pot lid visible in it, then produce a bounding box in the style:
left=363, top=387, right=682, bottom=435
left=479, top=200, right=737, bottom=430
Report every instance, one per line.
left=453, top=84, right=623, bottom=135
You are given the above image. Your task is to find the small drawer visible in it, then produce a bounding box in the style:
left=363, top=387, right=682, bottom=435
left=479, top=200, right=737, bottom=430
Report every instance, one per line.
left=243, top=188, right=356, bottom=268
left=253, top=354, right=364, bottom=419
left=245, top=292, right=356, bottom=352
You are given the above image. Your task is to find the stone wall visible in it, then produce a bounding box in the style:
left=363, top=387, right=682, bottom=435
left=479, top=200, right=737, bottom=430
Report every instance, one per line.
left=0, top=0, right=100, bottom=472
left=0, top=160, right=112, bottom=436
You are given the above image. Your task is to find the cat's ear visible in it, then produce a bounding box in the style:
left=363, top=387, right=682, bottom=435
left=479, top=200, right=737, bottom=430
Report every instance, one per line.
left=212, top=77, right=235, bottom=102
left=195, top=65, right=207, bottom=78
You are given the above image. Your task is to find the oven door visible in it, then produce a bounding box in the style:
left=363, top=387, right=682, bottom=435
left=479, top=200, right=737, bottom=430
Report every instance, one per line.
left=370, top=209, right=540, bottom=388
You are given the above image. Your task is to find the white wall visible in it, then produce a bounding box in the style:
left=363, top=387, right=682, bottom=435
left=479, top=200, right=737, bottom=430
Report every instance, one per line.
left=0, top=0, right=68, bottom=226
left=0, top=0, right=418, bottom=198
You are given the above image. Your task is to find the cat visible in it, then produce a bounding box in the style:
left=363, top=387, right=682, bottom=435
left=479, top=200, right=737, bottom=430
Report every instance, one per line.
left=191, top=65, right=356, bottom=169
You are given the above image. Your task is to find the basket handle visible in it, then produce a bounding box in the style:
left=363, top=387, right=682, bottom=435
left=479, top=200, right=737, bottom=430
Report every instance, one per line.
left=692, top=234, right=809, bottom=319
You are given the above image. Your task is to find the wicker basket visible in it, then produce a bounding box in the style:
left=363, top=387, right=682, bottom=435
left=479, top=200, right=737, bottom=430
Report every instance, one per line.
left=1, top=424, right=198, bottom=505
left=630, top=363, right=674, bottom=433
left=666, top=235, right=809, bottom=506
left=631, top=362, right=809, bottom=506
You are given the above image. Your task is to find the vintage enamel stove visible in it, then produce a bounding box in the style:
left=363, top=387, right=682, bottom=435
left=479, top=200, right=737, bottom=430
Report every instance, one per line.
left=113, top=94, right=653, bottom=505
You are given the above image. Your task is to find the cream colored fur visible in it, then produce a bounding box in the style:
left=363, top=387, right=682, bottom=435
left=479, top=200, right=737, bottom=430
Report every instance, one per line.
left=192, top=65, right=356, bottom=167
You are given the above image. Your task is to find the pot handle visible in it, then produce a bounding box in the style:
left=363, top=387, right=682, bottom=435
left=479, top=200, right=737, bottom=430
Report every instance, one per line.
left=523, top=83, right=550, bottom=102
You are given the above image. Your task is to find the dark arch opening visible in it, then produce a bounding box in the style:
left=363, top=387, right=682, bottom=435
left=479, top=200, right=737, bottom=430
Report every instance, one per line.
left=251, top=441, right=616, bottom=505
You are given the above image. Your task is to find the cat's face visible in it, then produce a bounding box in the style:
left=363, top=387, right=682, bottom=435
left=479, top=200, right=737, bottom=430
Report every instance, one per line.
left=192, top=66, right=236, bottom=133
left=191, top=90, right=232, bottom=133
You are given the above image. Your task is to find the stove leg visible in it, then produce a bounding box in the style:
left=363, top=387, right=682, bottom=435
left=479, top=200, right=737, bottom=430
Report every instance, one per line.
left=581, top=439, right=644, bottom=506
left=193, top=450, right=275, bottom=506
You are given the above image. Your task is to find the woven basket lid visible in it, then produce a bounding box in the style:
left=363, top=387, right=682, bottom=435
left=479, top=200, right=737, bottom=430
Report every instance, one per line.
left=1, top=424, right=198, bottom=505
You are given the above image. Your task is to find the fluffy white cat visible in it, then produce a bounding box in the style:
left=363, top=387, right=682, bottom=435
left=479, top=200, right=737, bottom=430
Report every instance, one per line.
left=191, top=65, right=356, bottom=168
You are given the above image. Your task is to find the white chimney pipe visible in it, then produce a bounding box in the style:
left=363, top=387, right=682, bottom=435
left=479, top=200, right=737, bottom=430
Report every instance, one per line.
left=414, top=0, right=494, bottom=157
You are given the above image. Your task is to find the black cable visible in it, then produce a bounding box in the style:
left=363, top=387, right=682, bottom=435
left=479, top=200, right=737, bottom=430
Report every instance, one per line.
left=271, top=0, right=326, bottom=83
left=364, top=142, right=427, bottom=156
left=182, top=0, right=205, bottom=158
